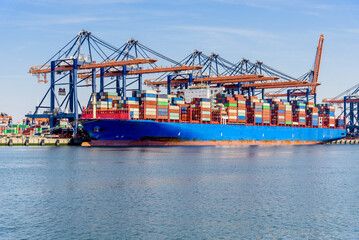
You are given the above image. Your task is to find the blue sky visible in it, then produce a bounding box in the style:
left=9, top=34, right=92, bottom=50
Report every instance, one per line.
left=1, top=0, right=359, bottom=121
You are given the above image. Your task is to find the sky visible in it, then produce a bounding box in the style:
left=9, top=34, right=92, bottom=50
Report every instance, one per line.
left=0, top=0, right=359, bottom=121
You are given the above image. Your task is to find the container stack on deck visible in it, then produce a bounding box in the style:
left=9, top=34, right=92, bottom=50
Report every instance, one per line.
left=234, top=94, right=246, bottom=124
left=157, top=94, right=169, bottom=120
left=271, top=99, right=285, bottom=125
left=318, top=104, right=336, bottom=128
left=223, top=97, right=237, bottom=123
left=306, top=102, right=319, bottom=127
left=262, top=100, right=271, bottom=125
left=200, top=98, right=211, bottom=122
left=292, top=101, right=306, bottom=126
left=126, top=94, right=140, bottom=119
left=283, top=101, right=293, bottom=126
left=98, top=92, right=117, bottom=110
left=245, top=96, right=261, bottom=124
left=141, top=90, right=157, bottom=119
left=190, top=98, right=211, bottom=122
left=82, top=91, right=343, bottom=130
left=168, top=95, right=181, bottom=121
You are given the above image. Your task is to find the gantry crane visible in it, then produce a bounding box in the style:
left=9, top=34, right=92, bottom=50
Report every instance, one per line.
left=145, top=48, right=319, bottom=97
left=26, top=31, right=202, bottom=133
left=27, top=30, right=328, bottom=134
left=323, top=83, right=359, bottom=137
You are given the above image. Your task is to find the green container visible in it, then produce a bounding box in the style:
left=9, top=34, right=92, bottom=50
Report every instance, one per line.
left=225, top=103, right=237, bottom=107
left=158, top=102, right=168, bottom=106
left=104, top=92, right=118, bottom=96
left=262, top=106, right=270, bottom=109
left=285, top=121, right=292, bottom=125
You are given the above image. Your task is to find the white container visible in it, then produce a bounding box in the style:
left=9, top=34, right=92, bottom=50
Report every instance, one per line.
left=142, top=97, right=156, bottom=102
left=228, top=109, right=237, bottom=114
left=202, top=111, right=211, bottom=115
left=142, top=90, right=157, bottom=94
left=169, top=106, right=180, bottom=110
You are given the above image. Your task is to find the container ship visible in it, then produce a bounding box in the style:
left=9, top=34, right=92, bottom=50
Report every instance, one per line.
left=80, top=88, right=346, bottom=146
left=24, top=31, right=346, bottom=145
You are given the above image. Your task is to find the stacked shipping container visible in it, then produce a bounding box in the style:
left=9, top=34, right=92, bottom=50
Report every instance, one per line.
left=83, top=91, right=342, bottom=130
left=234, top=95, right=246, bottom=124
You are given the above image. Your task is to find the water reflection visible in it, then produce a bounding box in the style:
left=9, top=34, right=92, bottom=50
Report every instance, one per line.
left=0, top=145, right=359, bottom=239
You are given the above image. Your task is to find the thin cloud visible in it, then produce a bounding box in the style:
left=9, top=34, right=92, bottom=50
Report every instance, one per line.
left=302, top=11, right=321, bottom=17
left=310, top=4, right=334, bottom=10
left=10, top=0, right=143, bottom=5
left=11, top=16, right=125, bottom=27
left=174, top=25, right=280, bottom=39
left=345, top=29, right=359, bottom=33
left=212, top=0, right=336, bottom=11
left=212, top=0, right=280, bottom=10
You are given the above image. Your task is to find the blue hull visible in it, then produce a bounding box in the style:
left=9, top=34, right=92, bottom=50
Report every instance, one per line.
left=81, top=119, right=346, bottom=144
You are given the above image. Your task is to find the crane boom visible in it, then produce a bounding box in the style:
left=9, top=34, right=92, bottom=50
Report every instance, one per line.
left=225, top=82, right=320, bottom=90
left=78, top=65, right=202, bottom=79
left=145, top=75, right=280, bottom=86
left=311, top=34, right=324, bottom=94
left=29, top=58, right=157, bottom=74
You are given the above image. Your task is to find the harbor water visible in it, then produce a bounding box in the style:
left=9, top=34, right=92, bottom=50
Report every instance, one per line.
left=1, top=145, right=359, bottom=239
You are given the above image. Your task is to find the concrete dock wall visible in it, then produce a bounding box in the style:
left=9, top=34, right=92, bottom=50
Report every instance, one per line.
left=0, top=137, right=71, bottom=146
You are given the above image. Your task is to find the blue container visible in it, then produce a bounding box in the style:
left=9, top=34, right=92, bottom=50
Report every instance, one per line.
left=158, top=109, right=168, bottom=113
left=157, top=94, right=168, bottom=98
left=127, top=97, right=139, bottom=101
left=142, top=93, right=157, bottom=98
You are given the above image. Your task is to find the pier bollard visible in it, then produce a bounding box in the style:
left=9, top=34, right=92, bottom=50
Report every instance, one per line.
left=8, top=139, right=13, bottom=146
left=55, top=140, right=60, bottom=146
left=40, top=139, right=45, bottom=146
left=24, top=139, right=29, bottom=146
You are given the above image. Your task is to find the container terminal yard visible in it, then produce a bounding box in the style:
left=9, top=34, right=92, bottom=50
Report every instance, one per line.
left=1, top=30, right=358, bottom=146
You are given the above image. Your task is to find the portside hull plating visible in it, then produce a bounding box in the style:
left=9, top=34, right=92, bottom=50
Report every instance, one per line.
left=81, top=119, right=346, bottom=146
